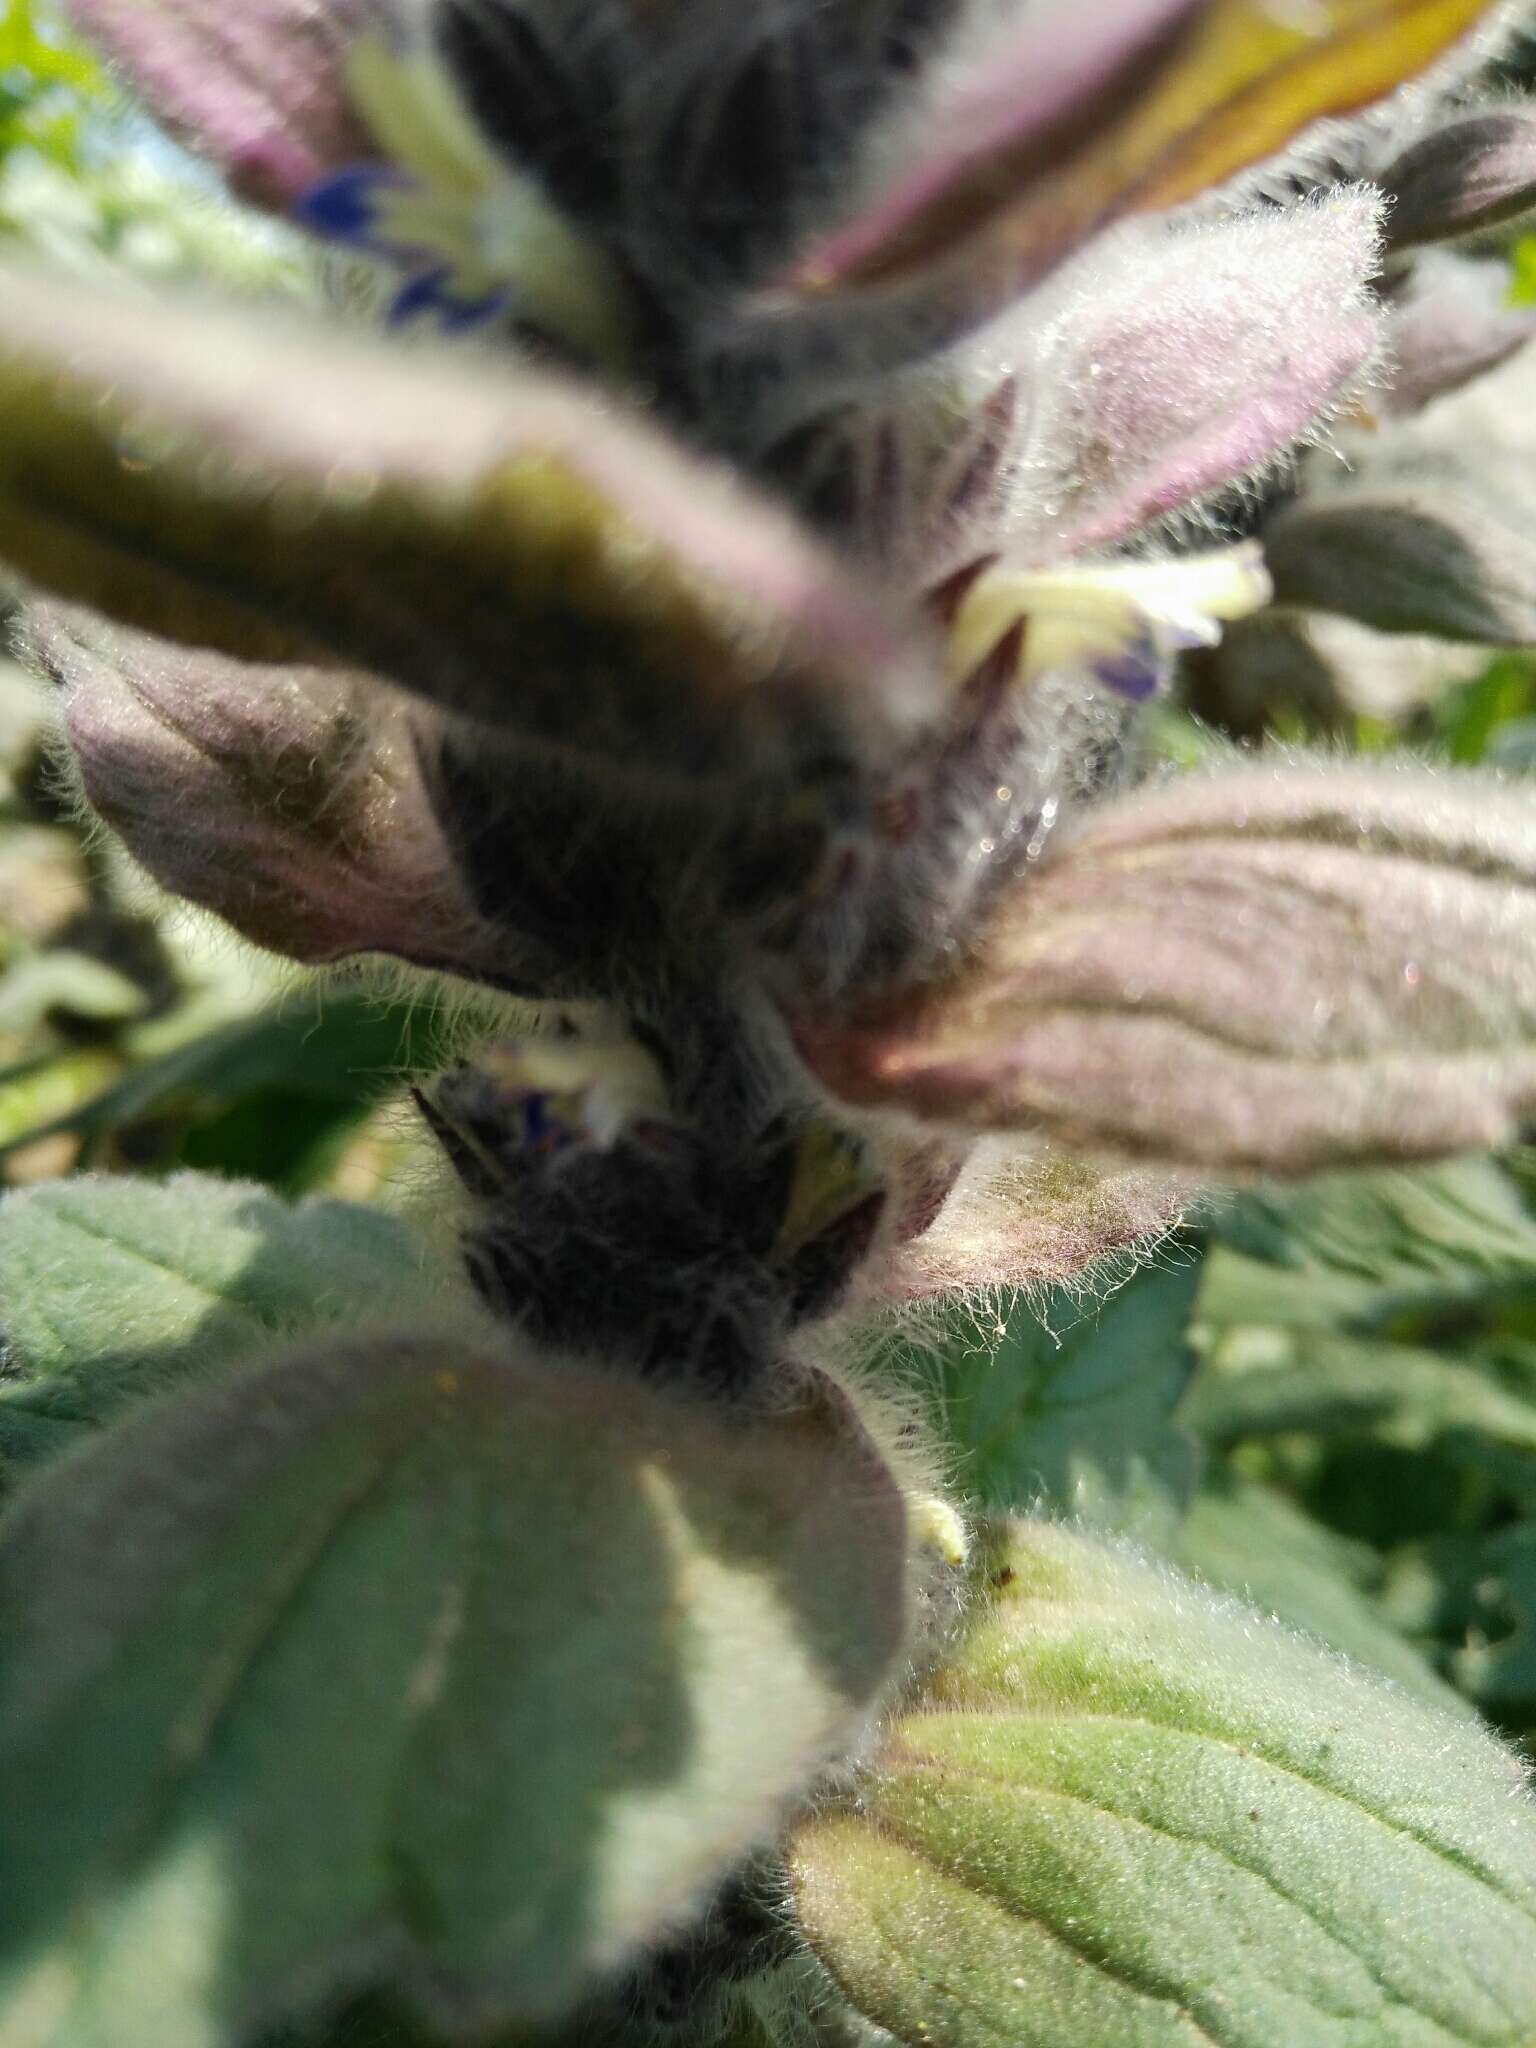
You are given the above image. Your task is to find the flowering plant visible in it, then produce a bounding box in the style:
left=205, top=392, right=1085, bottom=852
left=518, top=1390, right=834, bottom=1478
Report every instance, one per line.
left=4, top=3, right=1536, bottom=2044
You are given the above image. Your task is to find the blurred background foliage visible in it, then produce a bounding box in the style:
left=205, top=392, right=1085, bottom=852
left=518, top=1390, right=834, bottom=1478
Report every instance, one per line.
left=5, top=0, right=1536, bottom=1789
left=0, top=0, right=307, bottom=288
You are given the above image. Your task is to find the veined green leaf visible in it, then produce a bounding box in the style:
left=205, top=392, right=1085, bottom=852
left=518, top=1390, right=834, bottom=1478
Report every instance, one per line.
left=0, top=1172, right=464, bottom=1480
left=791, top=1518, right=1536, bottom=2048
left=0, top=1337, right=907, bottom=2044
left=1178, top=1475, right=1469, bottom=1714
left=906, top=1258, right=1198, bottom=1544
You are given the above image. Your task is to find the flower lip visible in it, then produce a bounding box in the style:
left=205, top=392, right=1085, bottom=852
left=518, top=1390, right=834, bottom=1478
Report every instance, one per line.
left=295, top=20, right=631, bottom=357
left=943, top=543, right=1273, bottom=703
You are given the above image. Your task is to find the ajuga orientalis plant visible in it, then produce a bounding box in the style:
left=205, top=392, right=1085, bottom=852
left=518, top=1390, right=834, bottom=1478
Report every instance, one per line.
left=6, top=3, right=1536, bottom=2045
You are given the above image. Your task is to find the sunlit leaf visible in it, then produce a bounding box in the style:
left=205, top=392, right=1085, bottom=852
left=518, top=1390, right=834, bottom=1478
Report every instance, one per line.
left=1187, top=1329, right=1536, bottom=1455
left=0, top=1338, right=907, bottom=2044
left=1178, top=1474, right=1470, bottom=1713
left=0, top=1172, right=464, bottom=1481
left=1198, top=1155, right=1536, bottom=1335
left=791, top=1518, right=1536, bottom=2048
left=903, top=1259, right=1198, bottom=1544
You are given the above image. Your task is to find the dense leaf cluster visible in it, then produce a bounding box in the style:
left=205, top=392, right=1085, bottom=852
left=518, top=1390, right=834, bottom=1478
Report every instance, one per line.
left=3, top=5, right=1536, bottom=2046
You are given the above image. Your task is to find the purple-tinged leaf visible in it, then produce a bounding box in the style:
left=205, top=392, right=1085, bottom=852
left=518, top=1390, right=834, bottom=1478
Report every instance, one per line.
left=797, top=762, right=1536, bottom=1175
left=869, top=1140, right=1187, bottom=1302
left=34, top=607, right=834, bottom=997
left=63, top=0, right=375, bottom=211
left=1042, top=195, right=1384, bottom=555
left=1382, top=106, right=1536, bottom=249
left=1381, top=251, right=1536, bottom=415
left=0, top=268, right=934, bottom=787
left=762, top=194, right=1381, bottom=576
left=751, top=0, right=1508, bottom=370
left=788, top=0, right=1206, bottom=294
left=28, top=605, right=533, bottom=983
left=1265, top=339, right=1536, bottom=644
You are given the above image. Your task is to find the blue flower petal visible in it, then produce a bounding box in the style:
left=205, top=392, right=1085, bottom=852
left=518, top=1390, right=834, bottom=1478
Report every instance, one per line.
left=293, top=164, right=410, bottom=248
left=388, top=268, right=509, bottom=334
left=1093, top=646, right=1163, bottom=701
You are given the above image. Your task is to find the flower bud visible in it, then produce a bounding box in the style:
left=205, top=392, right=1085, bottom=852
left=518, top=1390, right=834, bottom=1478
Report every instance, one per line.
left=797, top=761, right=1536, bottom=1175
left=1382, top=108, right=1536, bottom=250
left=1381, top=250, right=1536, bottom=416
left=32, top=604, right=518, bottom=980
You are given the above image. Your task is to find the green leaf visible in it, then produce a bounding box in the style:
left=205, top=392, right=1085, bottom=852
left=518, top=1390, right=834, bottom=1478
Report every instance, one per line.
left=0, top=1047, right=121, bottom=1151
left=0, top=988, right=458, bottom=1168
left=908, top=1259, right=1198, bottom=1544
left=1177, top=1475, right=1470, bottom=1715
left=1198, top=1154, right=1536, bottom=1338
left=1185, top=1328, right=1536, bottom=1458
left=0, top=1337, right=907, bottom=2045
left=1450, top=1522, right=1536, bottom=1714
left=790, top=1518, right=1536, bottom=2048
left=0, top=950, right=146, bottom=1035
left=0, top=1173, right=462, bottom=1474
left=1435, top=655, right=1536, bottom=765
left=1384, top=1523, right=1536, bottom=1721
